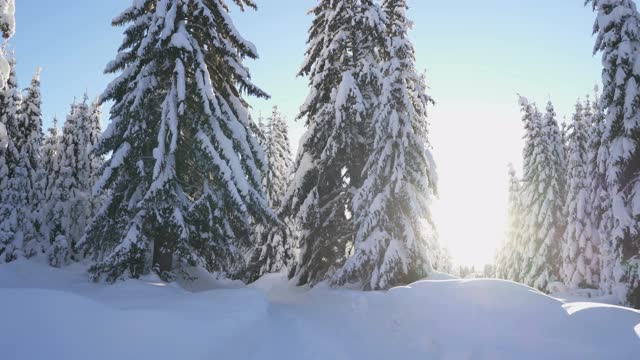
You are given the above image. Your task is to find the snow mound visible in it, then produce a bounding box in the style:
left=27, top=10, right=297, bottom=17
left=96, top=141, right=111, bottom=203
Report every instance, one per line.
left=0, top=260, right=639, bottom=360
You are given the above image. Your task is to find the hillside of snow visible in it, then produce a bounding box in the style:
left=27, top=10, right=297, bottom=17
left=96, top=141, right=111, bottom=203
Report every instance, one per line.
left=0, top=260, right=639, bottom=360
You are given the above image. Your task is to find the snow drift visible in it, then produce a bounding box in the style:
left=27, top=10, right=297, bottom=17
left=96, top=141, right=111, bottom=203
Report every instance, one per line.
left=0, top=260, right=638, bottom=359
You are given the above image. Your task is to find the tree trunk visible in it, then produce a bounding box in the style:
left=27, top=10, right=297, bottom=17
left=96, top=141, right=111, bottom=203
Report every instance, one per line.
left=152, top=229, right=173, bottom=277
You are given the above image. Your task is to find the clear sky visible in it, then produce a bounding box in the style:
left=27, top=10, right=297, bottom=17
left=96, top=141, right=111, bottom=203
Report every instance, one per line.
left=10, top=0, right=601, bottom=268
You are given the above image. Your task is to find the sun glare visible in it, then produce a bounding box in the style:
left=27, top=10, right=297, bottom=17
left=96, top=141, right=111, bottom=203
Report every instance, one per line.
left=430, top=102, right=524, bottom=269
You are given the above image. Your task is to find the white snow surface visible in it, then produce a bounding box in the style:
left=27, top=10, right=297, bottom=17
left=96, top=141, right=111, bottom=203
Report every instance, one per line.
left=0, top=260, right=639, bottom=360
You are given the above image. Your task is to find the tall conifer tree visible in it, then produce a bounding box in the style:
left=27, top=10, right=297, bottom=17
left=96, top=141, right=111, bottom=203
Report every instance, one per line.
left=0, top=56, right=39, bottom=261
left=243, top=106, right=293, bottom=282
left=21, top=68, right=45, bottom=248
left=0, top=56, right=19, bottom=261
left=587, top=0, right=640, bottom=307
left=518, top=98, right=566, bottom=291
left=254, top=113, right=268, bottom=152
left=264, top=106, right=292, bottom=209
left=49, top=100, right=98, bottom=265
left=41, top=117, right=64, bottom=263
left=0, top=121, right=10, bottom=250
left=495, top=164, right=524, bottom=282
left=586, top=89, right=617, bottom=298
left=83, top=0, right=273, bottom=282
left=0, top=0, right=15, bottom=88
left=562, top=100, right=599, bottom=289
left=282, top=0, right=384, bottom=286
left=332, top=0, right=438, bottom=290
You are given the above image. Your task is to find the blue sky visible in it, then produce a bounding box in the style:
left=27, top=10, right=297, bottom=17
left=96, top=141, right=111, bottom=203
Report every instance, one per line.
left=10, top=0, right=602, bottom=267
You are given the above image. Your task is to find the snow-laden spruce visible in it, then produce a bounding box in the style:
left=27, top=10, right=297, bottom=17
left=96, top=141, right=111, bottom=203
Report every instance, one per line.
left=0, top=0, right=15, bottom=88
left=0, top=57, right=41, bottom=262
left=281, top=0, right=385, bottom=287
left=433, top=243, right=454, bottom=275
left=264, top=106, right=292, bottom=209
left=561, top=100, right=600, bottom=289
left=86, top=98, right=103, bottom=212
left=585, top=89, right=616, bottom=299
left=587, top=0, right=640, bottom=307
left=254, top=113, right=268, bottom=156
left=0, top=0, right=14, bottom=254
left=495, top=164, right=524, bottom=283
left=0, top=56, right=20, bottom=262
left=517, top=98, right=567, bottom=291
left=243, top=106, right=293, bottom=282
left=40, top=117, right=64, bottom=264
left=0, top=121, right=9, bottom=253
left=49, top=103, right=83, bottom=265
left=21, top=69, right=45, bottom=243
left=83, top=0, right=273, bottom=282
left=47, top=97, right=102, bottom=266
left=332, top=0, right=439, bottom=290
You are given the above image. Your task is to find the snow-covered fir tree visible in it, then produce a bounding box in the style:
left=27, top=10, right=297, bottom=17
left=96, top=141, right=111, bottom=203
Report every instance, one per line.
left=0, top=0, right=15, bottom=88
left=561, top=100, right=599, bottom=289
left=433, top=243, right=454, bottom=275
left=243, top=106, right=293, bottom=282
left=332, top=0, right=439, bottom=290
left=0, top=54, right=19, bottom=147
left=264, top=106, right=292, bottom=209
left=0, top=56, right=38, bottom=262
left=21, top=68, right=43, bottom=181
left=85, top=98, right=104, bottom=217
left=254, top=113, right=268, bottom=151
left=243, top=220, right=294, bottom=283
left=48, top=102, right=83, bottom=265
left=83, top=0, right=274, bottom=282
left=46, top=96, right=103, bottom=266
left=41, top=117, right=62, bottom=194
left=249, top=112, right=268, bottom=191
left=0, top=56, right=19, bottom=261
left=517, top=98, right=566, bottom=291
left=21, top=68, right=45, bottom=243
left=586, top=89, right=618, bottom=300
left=241, top=106, right=295, bottom=283
left=584, top=95, right=606, bottom=288
left=40, top=117, right=62, bottom=255
left=0, top=121, right=10, bottom=251
left=281, top=0, right=385, bottom=287
left=588, top=0, right=640, bottom=307
left=495, top=164, right=524, bottom=282
left=560, top=121, right=569, bottom=151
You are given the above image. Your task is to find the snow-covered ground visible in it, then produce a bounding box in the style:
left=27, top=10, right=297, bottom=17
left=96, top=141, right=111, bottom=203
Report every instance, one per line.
left=0, top=260, right=639, bottom=360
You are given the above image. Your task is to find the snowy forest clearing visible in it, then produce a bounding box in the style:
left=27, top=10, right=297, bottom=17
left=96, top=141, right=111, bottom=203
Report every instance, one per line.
left=1, top=260, right=639, bottom=360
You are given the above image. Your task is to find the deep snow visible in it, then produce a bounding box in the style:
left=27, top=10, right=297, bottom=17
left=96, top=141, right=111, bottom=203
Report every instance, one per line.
left=0, top=260, right=639, bottom=360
